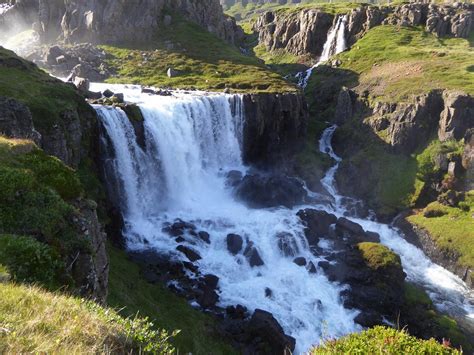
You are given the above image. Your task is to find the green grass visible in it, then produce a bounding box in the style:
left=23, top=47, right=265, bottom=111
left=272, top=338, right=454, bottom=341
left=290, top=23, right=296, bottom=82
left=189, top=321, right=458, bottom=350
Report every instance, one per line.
left=102, top=16, right=296, bottom=93
left=107, top=245, right=237, bottom=355
left=0, top=282, right=176, bottom=353
left=407, top=191, right=474, bottom=285
left=312, top=326, right=460, bottom=354
left=0, top=137, right=87, bottom=258
left=357, top=242, right=401, bottom=270
left=0, top=47, right=91, bottom=133
left=332, top=25, right=474, bottom=101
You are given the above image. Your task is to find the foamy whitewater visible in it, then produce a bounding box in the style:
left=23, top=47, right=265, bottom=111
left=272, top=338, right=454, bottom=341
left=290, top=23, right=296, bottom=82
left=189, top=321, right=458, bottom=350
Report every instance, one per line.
left=0, top=4, right=11, bottom=14
left=297, top=15, right=348, bottom=89
left=92, top=83, right=474, bottom=352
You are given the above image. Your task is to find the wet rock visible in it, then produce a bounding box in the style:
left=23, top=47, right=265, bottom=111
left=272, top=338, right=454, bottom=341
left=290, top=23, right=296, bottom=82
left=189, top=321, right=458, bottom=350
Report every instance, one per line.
left=365, top=231, right=381, bottom=243
left=197, top=286, right=219, bottom=309
left=247, top=309, right=296, bottom=354
left=227, top=233, right=243, bottom=255
left=163, top=219, right=196, bottom=237
left=111, top=93, right=124, bottom=103
left=234, top=174, right=307, bottom=208
left=226, top=304, right=248, bottom=319
left=102, top=89, right=114, bottom=98
left=244, top=244, right=264, bottom=267
left=197, top=231, right=211, bottom=244
left=225, top=170, right=243, bottom=187
left=265, top=287, right=273, bottom=298
left=276, top=232, right=299, bottom=257
left=307, top=261, right=317, bottom=274
left=176, top=245, right=202, bottom=262
left=202, top=274, right=219, bottom=289
left=335, top=217, right=365, bottom=238
left=297, top=209, right=337, bottom=245
left=293, top=257, right=307, bottom=266
left=86, top=91, right=102, bottom=100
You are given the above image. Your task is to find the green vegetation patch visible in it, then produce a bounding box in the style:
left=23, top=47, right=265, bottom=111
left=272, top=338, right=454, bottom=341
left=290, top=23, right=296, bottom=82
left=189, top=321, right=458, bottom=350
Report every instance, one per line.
left=0, top=47, right=89, bottom=133
left=0, top=235, right=64, bottom=290
left=357, top=242, right=401, bottom=270
left=107, top=245, right=236, bottom=354
left=332, top=25, right=474, bottom=101
left=0, top=137, right=89, bottom=289
left=312, top=326, right=460, bottom=354
left=407, top=191, right=474, bottom=284
left=102, top=16, right=296, bottom=93
left=0, top=282, right=176, bottom=353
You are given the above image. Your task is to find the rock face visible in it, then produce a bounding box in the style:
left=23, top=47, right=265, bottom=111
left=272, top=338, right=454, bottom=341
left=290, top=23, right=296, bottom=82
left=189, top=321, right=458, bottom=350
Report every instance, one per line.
left=0, top=0, right=244, bottom=45
left=253, top=8, right=333, bottom=57
left=438, top=91, right=474, bottom=142
left=0, top=96, right=41, bottom=143
left=241, top=93, right=308, bottom=165
left=253, top=2, right=473, bottom=59
left=71, top=199, right=109, bottom=303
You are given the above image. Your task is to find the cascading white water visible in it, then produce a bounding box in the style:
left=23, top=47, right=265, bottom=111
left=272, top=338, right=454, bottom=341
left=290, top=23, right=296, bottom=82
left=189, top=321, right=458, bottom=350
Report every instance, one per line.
left=94, top=83, right=473, bottom=352
left=297, top=15, right=348, bottom=89
left=93, top=84, right=360, bottom=353
left=0, top=3, right=11, bottom=14
left=319, top=126, right=474, bottom=327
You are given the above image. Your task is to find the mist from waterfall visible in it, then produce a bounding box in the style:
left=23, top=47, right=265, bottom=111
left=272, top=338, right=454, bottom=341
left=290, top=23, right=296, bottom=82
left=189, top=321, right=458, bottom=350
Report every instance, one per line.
left=297, top=15, right=348, bottom=89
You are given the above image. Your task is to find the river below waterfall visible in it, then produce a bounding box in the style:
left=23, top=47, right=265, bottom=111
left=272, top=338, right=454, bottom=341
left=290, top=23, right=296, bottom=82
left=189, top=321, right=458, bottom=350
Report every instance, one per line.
left=92, top=83, right=474, bottom=352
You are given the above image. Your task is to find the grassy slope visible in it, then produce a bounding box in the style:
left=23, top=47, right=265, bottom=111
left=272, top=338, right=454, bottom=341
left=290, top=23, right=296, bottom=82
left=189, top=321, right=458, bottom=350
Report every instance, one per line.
left=407, top=192, right=474, bottom=283
left=0, top=282, right=175, bottom=353
left=332, top=25, right=474, bottom=101
left=312, top=326, right=460, bottom=354
left=102, top=16, right=296, bottom=93
left=107, top=245, right=237, bottom=354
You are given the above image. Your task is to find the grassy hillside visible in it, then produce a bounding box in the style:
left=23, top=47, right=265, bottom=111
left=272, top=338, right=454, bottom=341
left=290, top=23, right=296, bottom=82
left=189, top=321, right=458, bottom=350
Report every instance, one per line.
left=329, top=25, right=474, bottom=101
left=102, top=16, right=296, bottom=93
left=0, top=282, right=175, bottom=353
left=408, top=191, right=474, bottom=285
left=312, top=326, right=460, bottom=354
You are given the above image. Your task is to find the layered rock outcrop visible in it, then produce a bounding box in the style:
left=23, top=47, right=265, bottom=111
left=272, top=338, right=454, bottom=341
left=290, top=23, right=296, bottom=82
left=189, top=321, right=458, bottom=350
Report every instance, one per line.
left=253, top=8, right=333, bottom=57
left=241, top=92, right=308, bottom=165
left=0, top=0, right=244, bottom=45
left=253, top=2, right=473, bottom=59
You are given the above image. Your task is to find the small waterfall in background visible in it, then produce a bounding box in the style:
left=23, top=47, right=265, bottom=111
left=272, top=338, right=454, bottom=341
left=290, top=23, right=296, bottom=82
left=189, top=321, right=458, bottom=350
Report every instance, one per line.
left=93, top=83, right=474, bottom=352
left=296, top=15, right=348, bottom=89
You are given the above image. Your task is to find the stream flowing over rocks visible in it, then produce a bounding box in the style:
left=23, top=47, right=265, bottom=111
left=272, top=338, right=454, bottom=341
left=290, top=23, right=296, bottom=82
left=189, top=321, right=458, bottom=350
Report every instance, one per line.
left=92, top=83, right=474, bottom=353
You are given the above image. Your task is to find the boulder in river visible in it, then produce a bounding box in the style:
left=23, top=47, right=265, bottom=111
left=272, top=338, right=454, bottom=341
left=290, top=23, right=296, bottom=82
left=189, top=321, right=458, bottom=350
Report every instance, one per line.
left=227, top=233, right=243, bottom=255
left=297, top=209, right=338, bottom=246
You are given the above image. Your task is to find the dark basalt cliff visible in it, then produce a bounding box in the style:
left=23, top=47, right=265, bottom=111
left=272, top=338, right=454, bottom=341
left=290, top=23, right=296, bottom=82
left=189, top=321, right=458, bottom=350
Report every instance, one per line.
left=0, top=0, right=244, bottom=45
left=242, top=92, right=308, bottom=165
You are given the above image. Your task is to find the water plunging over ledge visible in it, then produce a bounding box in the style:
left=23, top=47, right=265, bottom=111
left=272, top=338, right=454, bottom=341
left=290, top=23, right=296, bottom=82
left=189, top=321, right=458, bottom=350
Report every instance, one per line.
left=296, top=15, right=348, bottom=89
left=92, top=83, right=473, bottom=352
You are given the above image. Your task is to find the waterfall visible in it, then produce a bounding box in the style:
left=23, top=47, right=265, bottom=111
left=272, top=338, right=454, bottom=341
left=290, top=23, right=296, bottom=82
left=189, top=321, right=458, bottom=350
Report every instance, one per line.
left=94, top=83, right=473, bottom=352
left=0, top=4, right=11, bottom=14
left=297, top=15, right=348, bottom=89
left=93, top=84, right=360, bottom=353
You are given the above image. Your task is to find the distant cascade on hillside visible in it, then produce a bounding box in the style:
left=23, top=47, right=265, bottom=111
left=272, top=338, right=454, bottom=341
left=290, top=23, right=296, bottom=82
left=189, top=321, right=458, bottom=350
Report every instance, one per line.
left=296, top=15, right=347, bottom=89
